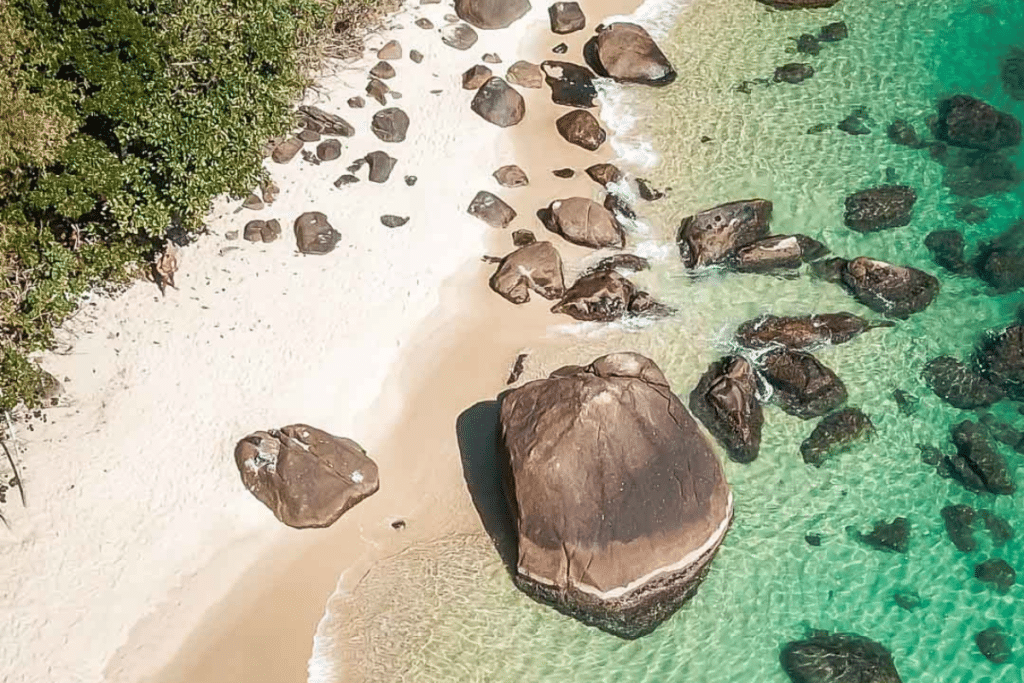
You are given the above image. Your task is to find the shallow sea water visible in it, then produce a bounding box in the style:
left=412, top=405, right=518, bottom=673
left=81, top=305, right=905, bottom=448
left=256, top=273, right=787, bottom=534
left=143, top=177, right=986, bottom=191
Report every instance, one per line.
left=317, top=1, right=1024, bottom=680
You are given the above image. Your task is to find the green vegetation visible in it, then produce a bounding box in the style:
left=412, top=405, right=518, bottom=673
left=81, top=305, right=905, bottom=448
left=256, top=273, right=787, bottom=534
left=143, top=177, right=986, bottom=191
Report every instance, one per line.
left=0, top=0, right=390, bottom=411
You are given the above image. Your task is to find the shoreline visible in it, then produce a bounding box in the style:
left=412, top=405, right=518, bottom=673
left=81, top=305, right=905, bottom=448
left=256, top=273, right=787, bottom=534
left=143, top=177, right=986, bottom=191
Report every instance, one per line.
left=121, top=1, right=653, bottom=682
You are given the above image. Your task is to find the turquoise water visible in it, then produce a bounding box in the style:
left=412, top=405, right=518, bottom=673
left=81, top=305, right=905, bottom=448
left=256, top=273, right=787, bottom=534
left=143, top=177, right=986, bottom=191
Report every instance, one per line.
left=322, top=1, right=1023, bottom=680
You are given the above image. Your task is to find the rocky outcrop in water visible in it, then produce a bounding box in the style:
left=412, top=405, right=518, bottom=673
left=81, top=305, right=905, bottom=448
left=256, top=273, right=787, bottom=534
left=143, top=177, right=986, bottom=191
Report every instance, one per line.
left=941, top=421, right=1016, bottom=495
left=780, top=631, right=903, bottom=683
left=976, top=626, right=1012, bottom=664
left=676, top=199, right=773, bottom=269
left=499, top=352, right=733, bottom=639
left=941, top=148, right=1022, bottom=199
left=974, top=220, right=1024, bottom=293
left=234, top=425, right=378, bottom=529
left=471, top=78, right=525, bottom=127
left=551, top=269, right=670, bottom=322
left=727, top=234, right=828, bottom=273
left=824, top=257, right=939, bottom=319
left=924, top=230, right=972, bottom=275
left=689, top=356, right=764, bottom=463
left=455, top=0, right=531, bottom=29
left=774, top=63, right=814, bottom=84
left=979, top=324, right=1024, bottom=400
left=581, top=253, right=650, bottom=276
left=800, top=407, right=873, bottom=467
left=941, top=504, right=977, bottom=552
left=856, top=517, right=910, bottom=553
left=759, top=349, right=847, bottom=419
left=489, top=242, right=566, bottom=304
left=975, top=558, right=1016, bottom=593
left=843, top=186, right=917, bottom=232
left=735, top=313, right=894, bottom=350
left=922, top=356, right=1004, bottom=409
left=936, top=95, right=1022, bottom=152
left=585, top=23, right=677, bottom=86
left=1003, top=47, right=1024, bottom=100
left=887, top=119, right=922, bottom=148
left=540, top=197, right=625, bottom=248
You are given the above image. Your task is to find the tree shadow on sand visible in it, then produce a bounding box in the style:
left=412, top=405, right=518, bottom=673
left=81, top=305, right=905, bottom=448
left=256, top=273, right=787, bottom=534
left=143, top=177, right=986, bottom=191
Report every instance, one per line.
left=455, top=396, right=518, bottom=575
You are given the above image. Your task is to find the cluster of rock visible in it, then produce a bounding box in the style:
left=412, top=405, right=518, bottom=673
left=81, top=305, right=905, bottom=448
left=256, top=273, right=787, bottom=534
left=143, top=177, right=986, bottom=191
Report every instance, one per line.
left=734, top=20, right=847, bottom=94
left=926, top=218, right=1024, bottom=294
left=498, top=353, right=733, bottom=638
left=922, top=322, right=1024, bottom=413
left=690, top=312, right=884, bottom=467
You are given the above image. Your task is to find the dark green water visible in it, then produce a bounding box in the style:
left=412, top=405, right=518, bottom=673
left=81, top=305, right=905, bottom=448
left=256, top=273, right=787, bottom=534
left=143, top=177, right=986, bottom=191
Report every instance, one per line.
left=317, top=2, right=1023, bottom=680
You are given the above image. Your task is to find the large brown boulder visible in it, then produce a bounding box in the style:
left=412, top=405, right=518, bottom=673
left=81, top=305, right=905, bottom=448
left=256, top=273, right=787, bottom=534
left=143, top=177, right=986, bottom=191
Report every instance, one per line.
left=556, top=109, right=606, bottom=150
left=676, top=199, right=773, bottom=268
left=759, top=349, right=848, bottom=419
left=294, top=212, right=341, bottom=254
left=234, top=425, right=379, bottom=528
left=922, top=356, right=1005, bottom=409
left=585, top=22, right=676, bottom=86
left=735, top=313, right=894, bottom=350
left=540, top=197, right=625, bottom=248
left=550, top=269, right=669, bottom=322
left=489, top=241, right=566, bottom=303
left=727, top=234, right=828, bottom=273
left=471, top=77, right=526, bottom=127
left=499, top=352, right=733, bottom=638
left=837, top=257, right=940, bottom=319
left=937, top=95, right=1022, bottom=151
left=689, top=356, right=763, bottom=463
left=455, top=0, right=531, bottom=29
left=844, top=185, right=917, bottom=232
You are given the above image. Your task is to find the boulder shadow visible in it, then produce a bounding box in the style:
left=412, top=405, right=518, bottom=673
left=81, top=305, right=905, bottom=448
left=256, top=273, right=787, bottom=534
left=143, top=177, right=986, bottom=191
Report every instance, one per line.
left=456, top=396, right=518, bottom=574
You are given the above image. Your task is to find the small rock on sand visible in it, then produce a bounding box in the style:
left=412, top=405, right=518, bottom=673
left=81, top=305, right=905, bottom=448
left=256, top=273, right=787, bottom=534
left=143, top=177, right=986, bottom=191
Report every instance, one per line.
left=365, top=151, right=398, bottom=183
left=370, top=61, right=396, bottom=80
left=381, top=215, right=410, bottom=228
left=410, top=49, right=424, bottom=63
left=549, top=2, right=586, bottom=34
left=463, top=64, right=493, bottom=90
left=371, top=107, right=410, bottom=143
left=506, top=60, right=544, bottom=88
left=494, top=164, right=529, bottom=187
left=316, top=139, right=342, bottom=162
left=294, top=212, right=341, bottom=255
left=378, top=40, right=402, bottom=60
left=468, top=190, right=517, bottom=228
left=441, top=23, right=479, bottom=51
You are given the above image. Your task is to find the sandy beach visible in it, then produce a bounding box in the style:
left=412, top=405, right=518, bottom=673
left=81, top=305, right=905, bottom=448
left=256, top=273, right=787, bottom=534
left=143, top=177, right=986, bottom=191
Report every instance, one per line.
left=0, top=1, right=656, bottom=682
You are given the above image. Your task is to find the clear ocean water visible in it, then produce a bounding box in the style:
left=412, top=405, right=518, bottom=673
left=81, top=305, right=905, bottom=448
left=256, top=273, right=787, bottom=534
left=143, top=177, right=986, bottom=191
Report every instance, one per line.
left=318, top=1, right=1023, bottom=680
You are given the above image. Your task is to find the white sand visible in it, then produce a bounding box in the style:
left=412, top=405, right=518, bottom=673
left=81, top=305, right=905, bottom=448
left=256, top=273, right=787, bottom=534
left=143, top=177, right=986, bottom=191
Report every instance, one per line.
left=0, top=1, right=648, bottom=681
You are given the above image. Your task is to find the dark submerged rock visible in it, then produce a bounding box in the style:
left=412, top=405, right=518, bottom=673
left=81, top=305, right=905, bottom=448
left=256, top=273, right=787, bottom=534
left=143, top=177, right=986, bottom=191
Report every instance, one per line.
left=980, top=510, right=1014, bottom=547
left=499, top=353, right=733, bottom=639
left=676, top=199, right=773, bottom=269
left=838, top=107, right=872, bottom=135
left=736, top=312, right=893, bottom=350
left=892, top=389, right=919, bottom=416
left=979, top=323, right=1024, bottom=399
left=689, top=356, right=764, bottom=463
left=975, top=221, right=1024, bottom=293
left=924, top=230, right=972, bottom=275
left=843, top=186, right=917, bottom=232
left=234, top=425, right=378, bottom=529
left=1002, top=47, right=1024, bottom=100
left=796, top=34, right=820, bottom=56
left=887, top=119, right=921, bottom=147
left=800, top=407, right=873, bottom=467
left=489, top=241, right=566, bottom=304
left=936, top=95, right=1022, bottom=151
left=955, top=203, right=989, bottom=224
left=759, top=349, right=847, bottom=419
left=893, top=589, right=924, bottom=611
left=976, top=626, right=1012, bottom=664
left=818, top=21, right=848, bottom=41
left=975, top=558, right=1016, bottom=593
left=774, top=63, right=814, bottom=84
left=942, top=149, right=1022, bottom=199
left=758, top=0, right=842, bottom=7
left=941, top=504, right=977, bottom=552
left=856, top=517, right=910, bottom=553
left=944, top=420, right=1016, bottom=495
left=922, top=356, right=1004, bottom=409
left=780, top=632, right=903, bottom=683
